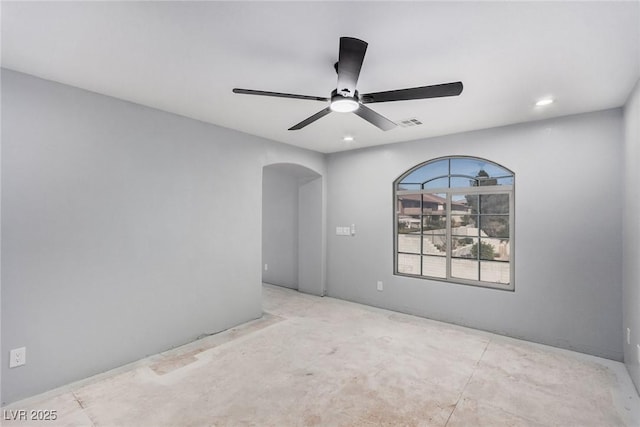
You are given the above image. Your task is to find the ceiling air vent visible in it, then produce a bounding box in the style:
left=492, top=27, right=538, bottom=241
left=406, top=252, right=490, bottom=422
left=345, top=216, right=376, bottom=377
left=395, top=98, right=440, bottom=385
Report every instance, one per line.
left=398, top=118, right=423, bottom=127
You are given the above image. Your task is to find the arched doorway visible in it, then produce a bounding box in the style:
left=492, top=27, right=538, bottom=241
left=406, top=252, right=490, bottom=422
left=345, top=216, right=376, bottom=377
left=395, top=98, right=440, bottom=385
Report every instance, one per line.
left=262, top=163, right=324, bottom=295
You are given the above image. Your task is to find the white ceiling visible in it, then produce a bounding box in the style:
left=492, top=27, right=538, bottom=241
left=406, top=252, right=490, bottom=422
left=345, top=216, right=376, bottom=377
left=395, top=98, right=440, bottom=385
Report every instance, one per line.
left=2, top=1, right=639, bottom=153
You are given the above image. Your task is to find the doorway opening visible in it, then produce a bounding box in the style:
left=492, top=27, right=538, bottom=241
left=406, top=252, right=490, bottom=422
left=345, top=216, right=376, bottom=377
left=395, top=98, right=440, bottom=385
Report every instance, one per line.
left=262, top=163, right=324, bottom=296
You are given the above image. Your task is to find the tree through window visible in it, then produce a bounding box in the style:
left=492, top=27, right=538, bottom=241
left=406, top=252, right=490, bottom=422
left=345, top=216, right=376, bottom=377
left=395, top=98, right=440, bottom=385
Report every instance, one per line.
left=394, top=156, right=514, bottom=290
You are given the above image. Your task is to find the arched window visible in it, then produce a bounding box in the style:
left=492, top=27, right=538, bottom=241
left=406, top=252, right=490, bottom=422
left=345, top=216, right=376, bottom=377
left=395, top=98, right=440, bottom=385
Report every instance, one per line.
left=394, top=156, right=514, bottom=290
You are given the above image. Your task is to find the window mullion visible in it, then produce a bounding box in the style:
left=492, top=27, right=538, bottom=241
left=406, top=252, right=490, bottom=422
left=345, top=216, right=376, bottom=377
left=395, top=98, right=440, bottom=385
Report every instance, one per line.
left=510, top=192, right=515, bottom=286
left=477, top=197, right=482, bottom=281
left=446, top=192, right=452, bottom=280
left=420, top=193, right=424, bottom=276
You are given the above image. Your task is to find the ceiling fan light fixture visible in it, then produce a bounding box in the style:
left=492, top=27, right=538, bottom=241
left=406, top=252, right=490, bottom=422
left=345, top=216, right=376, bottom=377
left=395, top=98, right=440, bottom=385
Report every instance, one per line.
left=330, top=97, right=360, bottom=113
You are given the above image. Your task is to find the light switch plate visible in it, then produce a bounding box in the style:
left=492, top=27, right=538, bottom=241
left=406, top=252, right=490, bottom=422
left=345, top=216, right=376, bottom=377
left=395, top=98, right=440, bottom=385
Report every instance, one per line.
left=336, top=226, right=351, bottom=236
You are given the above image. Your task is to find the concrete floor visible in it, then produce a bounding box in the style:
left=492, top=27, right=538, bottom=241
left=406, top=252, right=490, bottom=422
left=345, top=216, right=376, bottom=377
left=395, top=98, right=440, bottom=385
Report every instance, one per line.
left=3, top=283, right=640, bottom=426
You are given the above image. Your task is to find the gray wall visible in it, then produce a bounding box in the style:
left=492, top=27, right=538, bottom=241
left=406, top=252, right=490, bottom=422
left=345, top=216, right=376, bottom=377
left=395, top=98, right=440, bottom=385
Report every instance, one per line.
left=298, top=176, right=325, bottom=296
left=326, top=109, right=624, bottom=361
left=1, top=70, right=325, bottom=404
left=624, top=78, right=640, bottom=392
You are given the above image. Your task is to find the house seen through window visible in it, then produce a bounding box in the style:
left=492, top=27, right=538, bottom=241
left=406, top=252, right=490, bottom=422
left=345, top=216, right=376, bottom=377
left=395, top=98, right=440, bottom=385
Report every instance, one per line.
left=394, top=156, right=514, bottom=290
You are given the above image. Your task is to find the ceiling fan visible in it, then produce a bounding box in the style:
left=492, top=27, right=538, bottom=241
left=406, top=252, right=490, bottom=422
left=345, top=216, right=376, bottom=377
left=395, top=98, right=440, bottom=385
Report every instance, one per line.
left=233, top=37, right=463, bottom=131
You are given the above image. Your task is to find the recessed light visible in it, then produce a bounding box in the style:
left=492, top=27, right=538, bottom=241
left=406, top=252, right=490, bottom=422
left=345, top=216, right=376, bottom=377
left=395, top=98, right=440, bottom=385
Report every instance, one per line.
left=535, top=98, right=554, bottom=107
left=343, top=136, right=354, bottom=142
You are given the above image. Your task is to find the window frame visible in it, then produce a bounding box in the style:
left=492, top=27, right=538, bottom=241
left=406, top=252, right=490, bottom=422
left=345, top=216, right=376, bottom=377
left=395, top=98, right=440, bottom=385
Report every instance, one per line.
left=393, top=156, right=515, bottom=291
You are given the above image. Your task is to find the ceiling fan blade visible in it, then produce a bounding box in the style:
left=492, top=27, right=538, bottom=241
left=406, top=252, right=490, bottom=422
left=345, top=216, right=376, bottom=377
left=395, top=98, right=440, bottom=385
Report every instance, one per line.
left=361, top=81, right=463, bottom=104
left=336, top=37, right=368, bottom=97
left=288, top=107, right=332, bottom=130
left=233, top=88, right=329, bottom=102
left=353, top=104, right=396, bottom=131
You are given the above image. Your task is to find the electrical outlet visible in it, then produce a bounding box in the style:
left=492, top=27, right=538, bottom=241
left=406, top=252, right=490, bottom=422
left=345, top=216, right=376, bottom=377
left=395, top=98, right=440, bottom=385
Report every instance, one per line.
left=9, top=347, right=26, bottom=368
left=637, top=345, right=640, bottom=364
left=627, top=328, right=631, bottom=345
left=264, top=263, right=268, bottom=271
left=377, top=281, right=383, bottom=291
